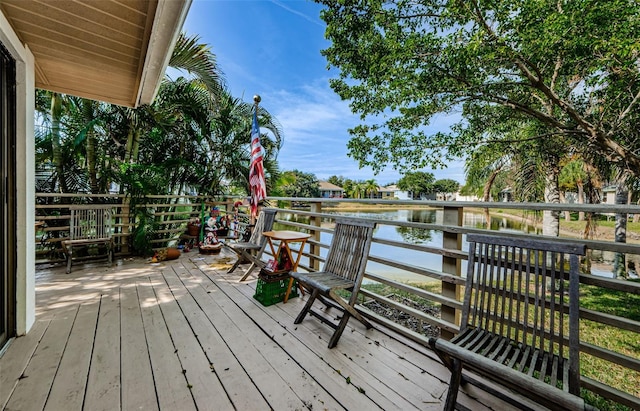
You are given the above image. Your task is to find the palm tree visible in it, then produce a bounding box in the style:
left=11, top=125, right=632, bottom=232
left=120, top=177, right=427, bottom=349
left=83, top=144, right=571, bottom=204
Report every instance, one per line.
left=559, top=158, right=589, bottom=221
left=349, top=181, right=366, bottom=199
left=50, top=93, right=66, bottom=193
left=464, top=144, right=511, bottom=226
left=168, top=33, right=225, bottom=97
left=364, top=179, right=378, bottom=199
left=34, top=32, right=284, bottom=201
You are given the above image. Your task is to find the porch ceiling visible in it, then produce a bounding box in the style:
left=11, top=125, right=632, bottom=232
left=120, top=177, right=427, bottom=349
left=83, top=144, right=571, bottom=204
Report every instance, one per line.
left=0, top=0, right=190, bottom=107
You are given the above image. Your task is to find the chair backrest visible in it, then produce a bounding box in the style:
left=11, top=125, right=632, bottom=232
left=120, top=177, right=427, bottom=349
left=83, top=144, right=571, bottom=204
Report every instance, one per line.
left=69, top=205, right=113, bottom=240
left=248, top=208, right=277, bottom=246
left=463, top=233, right=586, bottom=393
left=324, top=219, right=376, bottom=298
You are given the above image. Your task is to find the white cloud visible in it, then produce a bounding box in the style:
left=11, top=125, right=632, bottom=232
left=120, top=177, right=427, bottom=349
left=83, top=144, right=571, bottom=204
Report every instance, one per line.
left=269, top=0, right=325, bottom=27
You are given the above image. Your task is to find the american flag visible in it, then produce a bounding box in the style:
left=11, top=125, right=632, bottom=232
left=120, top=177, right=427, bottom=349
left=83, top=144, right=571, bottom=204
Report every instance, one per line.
left=249, top=106, right=266, bottom=218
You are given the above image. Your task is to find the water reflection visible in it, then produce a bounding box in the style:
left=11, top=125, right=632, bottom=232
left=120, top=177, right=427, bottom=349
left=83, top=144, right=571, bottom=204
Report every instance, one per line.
left=275, top=208, right=622, bottom=281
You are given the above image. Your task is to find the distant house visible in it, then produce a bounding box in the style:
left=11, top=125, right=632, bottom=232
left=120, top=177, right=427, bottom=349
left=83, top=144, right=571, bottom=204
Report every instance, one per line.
left=499, top=188, right=513, bottom=202
left=382, top=184, right=410, bottom=200
left=319, top=181, right=344, bottom=198
left=377, top=186, right=396, bottom=199
left=602, top=185, right=617, bottom=204
left=436, top=192, right=457, bottom=201
left=455, top=193, right=481, bottom=202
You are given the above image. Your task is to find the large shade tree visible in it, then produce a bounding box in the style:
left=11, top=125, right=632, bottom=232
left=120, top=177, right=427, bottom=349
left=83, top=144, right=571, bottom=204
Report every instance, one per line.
left=318, top=0, right=640, bottom=270
left=318, top=0, right=640, bottom=177
left=397, top=171, right=435, bottom=199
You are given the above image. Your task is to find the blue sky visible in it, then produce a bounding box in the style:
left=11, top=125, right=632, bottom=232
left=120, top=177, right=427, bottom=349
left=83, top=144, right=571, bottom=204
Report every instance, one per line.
left=181, top=0, right=465, bottom=185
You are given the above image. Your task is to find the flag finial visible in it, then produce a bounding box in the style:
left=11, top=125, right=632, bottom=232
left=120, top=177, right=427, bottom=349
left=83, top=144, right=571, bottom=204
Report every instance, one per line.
left=253, top=94, right=261, bottom=104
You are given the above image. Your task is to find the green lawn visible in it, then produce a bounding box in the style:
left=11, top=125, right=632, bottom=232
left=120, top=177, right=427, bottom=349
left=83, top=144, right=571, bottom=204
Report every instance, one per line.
left=360, top=280, right=640, bottom=410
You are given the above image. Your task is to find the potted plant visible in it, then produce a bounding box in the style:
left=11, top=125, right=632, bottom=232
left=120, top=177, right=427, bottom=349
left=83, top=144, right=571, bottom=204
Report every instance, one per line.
left=187, top=217, right=200, bottom=236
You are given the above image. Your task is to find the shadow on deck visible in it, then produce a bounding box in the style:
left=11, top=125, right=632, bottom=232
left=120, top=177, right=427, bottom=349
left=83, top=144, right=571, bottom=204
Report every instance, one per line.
left=1, top=252, right=541, bottom=410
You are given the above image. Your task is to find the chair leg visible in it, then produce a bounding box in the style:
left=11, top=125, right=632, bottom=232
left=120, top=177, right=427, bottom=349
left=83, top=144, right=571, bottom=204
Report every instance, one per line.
left=443, top=358, right=463, bottom=411
left=328, top=311, right=351, bottom=348
left=227, top=258, right=242, bottom=274
left=239, top=262, right=257, bottom=282
left=294, top=289, right=319, bottom=324
left=329, top=289, right=372, bottom=329
left=66, top=246, right=73, bottom=273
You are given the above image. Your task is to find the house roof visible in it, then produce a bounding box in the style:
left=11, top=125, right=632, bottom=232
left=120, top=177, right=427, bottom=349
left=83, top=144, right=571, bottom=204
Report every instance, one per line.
left=0, top=0, right=190, bottom=107
left=319, top=181, right=344, bottom=191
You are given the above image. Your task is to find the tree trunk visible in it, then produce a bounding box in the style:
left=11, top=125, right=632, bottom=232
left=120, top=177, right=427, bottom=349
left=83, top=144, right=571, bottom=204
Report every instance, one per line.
left=577, top=182, right=585, bottom=221
left=124, top=127, right=134, bottom=163
left=613, top=183, right=628, bottom=279
left=542, top=167, right=560, bottom=237
left=131, top=129, right=141, bottom=163
left=559, top=191, right=571, bottom=221
left=124, top=126, right=141, bottom=164
left=482, top=168, right=501, bottom=227
left=50, top=93, right=68, bottom=194
left=87, top=130, right=98, bottom=193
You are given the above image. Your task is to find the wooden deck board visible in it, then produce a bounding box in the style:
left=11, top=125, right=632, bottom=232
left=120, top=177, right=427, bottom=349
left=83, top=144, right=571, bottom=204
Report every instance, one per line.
left=0, top=253, right=535, bottom=410
left=269, top=286, right=445, bottom=408
left=219, top=264, right=427, bottom=409
left=5, top=307, right=76, bottom=411
left=180, top=260, right=341, bottom=410
left=120, top=283, right=158, bottom=411
left=151, top=268, right=234, bottom=411
left=0, top=319, right=49, bottom=409
left=162, top=264, right=272, bottom=410
left=192, top=259, right=416, bottom=410
left=44, top=303, right=99, bottom=411
left=136, top=277, right=197, bottom=411
left=84, top=293, right=121, bottom=411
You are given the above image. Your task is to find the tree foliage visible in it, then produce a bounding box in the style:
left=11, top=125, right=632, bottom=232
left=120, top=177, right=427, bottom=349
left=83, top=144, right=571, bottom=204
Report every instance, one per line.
left=318, top=0, right=640, bottom=179
left=397, top=171, right=435, bottom=198
left=433, top=179, right=460, bottom=194
left=327, top=175, right=346, bottom=187
left=273, top=170, right=321, bottom=198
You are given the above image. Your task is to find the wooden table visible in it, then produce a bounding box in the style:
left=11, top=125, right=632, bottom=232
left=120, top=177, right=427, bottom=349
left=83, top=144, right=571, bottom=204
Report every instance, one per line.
left=262, top=230, right=311, bottom=303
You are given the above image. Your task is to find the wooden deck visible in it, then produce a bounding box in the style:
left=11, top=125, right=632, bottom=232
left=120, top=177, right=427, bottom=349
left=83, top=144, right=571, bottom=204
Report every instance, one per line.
left=1, top=251, right=538, bottom=411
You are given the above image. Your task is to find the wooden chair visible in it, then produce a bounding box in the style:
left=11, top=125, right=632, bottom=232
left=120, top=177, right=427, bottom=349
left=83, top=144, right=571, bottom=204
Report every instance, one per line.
left=224, top=208, right=277, bottom=281
left=429, top=233, right=592, bottom=411
left=62, top=204, right=114, bottom=273
left=290, top=219, right=376, bottom=348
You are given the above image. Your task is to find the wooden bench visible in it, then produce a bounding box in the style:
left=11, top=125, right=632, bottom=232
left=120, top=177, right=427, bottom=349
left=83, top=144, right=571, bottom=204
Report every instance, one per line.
left=429, top=233, right=596, bottom=411
left=62, top=205, right=114, bottom=273
left=290, top=219, right=376, bottom=348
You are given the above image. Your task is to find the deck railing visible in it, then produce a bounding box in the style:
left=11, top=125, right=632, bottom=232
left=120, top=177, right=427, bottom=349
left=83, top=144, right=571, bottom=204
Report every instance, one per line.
left=35, top=193, right=640, bottom=409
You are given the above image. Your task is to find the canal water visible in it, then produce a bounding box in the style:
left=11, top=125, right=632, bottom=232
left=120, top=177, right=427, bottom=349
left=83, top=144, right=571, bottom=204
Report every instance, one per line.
left=276, top=208, right=623, bottom=282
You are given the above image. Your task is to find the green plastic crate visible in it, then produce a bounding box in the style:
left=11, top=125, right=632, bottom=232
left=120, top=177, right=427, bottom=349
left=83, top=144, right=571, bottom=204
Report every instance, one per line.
left=253, top=277, right=298, bottom=306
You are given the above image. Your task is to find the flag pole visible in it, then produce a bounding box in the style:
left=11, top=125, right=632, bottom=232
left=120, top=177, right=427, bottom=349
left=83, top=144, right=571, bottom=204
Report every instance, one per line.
left=252, top=95, right=260, bottom=225
left=249, top=94, right=264, bottom=225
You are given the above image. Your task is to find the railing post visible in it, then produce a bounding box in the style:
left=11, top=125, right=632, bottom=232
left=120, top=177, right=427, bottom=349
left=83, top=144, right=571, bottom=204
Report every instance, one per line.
left=120, top=196, right=130, bottom=253
left=309, top=200, right=322, bottom=271
left=223, top=198, right=233, bottom=216
left=441, top=205, right=462, bottom=340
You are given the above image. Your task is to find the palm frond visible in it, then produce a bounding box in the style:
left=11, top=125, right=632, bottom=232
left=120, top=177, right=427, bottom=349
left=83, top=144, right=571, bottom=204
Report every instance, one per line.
left=169, top=32, right=225, bottom=98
